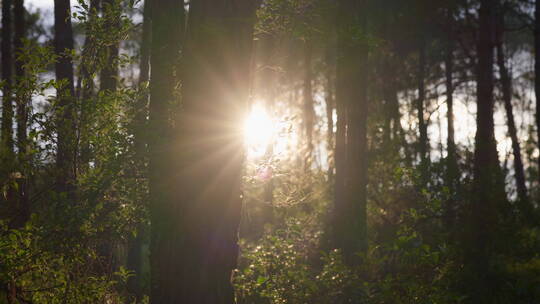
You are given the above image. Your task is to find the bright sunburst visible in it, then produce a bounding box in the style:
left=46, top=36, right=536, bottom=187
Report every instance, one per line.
left=244, top=104, right=275, bottom=158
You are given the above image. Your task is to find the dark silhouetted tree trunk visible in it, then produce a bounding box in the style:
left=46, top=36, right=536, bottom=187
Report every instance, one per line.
left=0, top=3, right=16, bottom=301
left=417, top=35, right=429, bottom=181
left=536, top=0, right=540, bottom=187
left=151, top=0, right=257, bottom=301
left=445, top=9, right=458, bottom=228
left=495, top=17, right=531, bottom=217
left=2, top=0, right=13, bottom=160
left=467, top=0, right=506, bottom=301
left=13, top=0, right=29, bottom=228
left=54, top=0, right=76, bottom=194
left=148, top=0, right=184, bottom=302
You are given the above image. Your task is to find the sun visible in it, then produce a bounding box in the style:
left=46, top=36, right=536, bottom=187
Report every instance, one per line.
left=244, top=104, right=275, bottom=158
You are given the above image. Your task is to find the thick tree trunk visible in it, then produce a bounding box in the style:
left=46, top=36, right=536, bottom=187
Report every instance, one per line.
left=467, top=0, right=506, bottom=301
left=54, top=0, right=76, bottom=194
left=495, top=20, right=531, bottom=217
left=169, top=1, right=257, bottom=301
left=333, top=0, right=368, bottom=267
left=2, top=0, right=13, bottom=160
left=148, top=0, right=184, bottom=302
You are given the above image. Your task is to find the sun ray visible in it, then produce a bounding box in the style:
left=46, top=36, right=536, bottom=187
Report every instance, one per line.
left=244, top=103, right=275, bottom=158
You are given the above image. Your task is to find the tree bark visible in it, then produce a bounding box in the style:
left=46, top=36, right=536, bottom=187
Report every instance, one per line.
left=54, top=0, right=76, bottom=194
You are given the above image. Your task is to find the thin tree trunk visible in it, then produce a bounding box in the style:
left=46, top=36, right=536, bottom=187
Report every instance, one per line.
left=495, top=18, right=531, bottom=215
left=325, top=44, right=335, bottom=183
left=54, top=0, right=76, bottom=194
left=95, top=0, right=121, bottom=276
left=78, top=0, right=100, bottom=173
left=333, top=58, right=347, bottom=256
left=13, top=0, right=29, bottom=228
left=535, top=0, right=540, bottom=188
left=100, top=0, right=119, bottom=93
left=134, top=0, right=151, bottom=163
left=2, top=0, right=14, bottom=160
left=445, top=10, right=458, bottom=228
left=303, top=40, right=315, bottom=168
left=127, top=0, right=151, bottom=301
left=417, top=35, right=429, bottom=180
left=383, top=59, right=402, bottom=147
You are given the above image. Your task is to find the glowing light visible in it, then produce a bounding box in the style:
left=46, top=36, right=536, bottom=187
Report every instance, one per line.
left=244, top=104, right=274, bottom=158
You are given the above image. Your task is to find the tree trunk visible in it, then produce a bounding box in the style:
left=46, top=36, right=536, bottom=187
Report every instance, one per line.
left=445, top=9, right=458, bottom=228
left=13, top=0, right=29, bottom=228
left=303, top=40, right=315, bottom=168
left=127, top=0, right=151, bottom=301
left=417, top=34, right=429, bottom=180
left=495, top=18, right=531, bottom=218
left=467, top=0, right=506, bottom=300
left=534, top=0, right=540, bottom=188
left=54, top=0, right=76, bottom=195
left=100, top=0, right=119, bottom=93
left=325, top=43, right=335, bottom=183
left=2, top=0, right=14, bottom=161
left=78, top=0, right=99, bottom=173
left=148, top=0, right=184, bottom=302
left=94, top=0, right=122, bottom=276
left=1, top=2, right=16, bottom=298
left=333, top=0, right=368, bottom=267
left=158, top=0, right=257, bottom=301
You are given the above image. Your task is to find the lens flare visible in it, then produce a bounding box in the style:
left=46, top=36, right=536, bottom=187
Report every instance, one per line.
left=244, top=104, right=274, bottom=158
